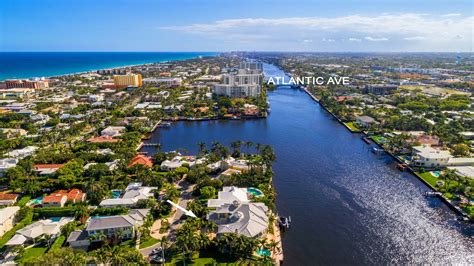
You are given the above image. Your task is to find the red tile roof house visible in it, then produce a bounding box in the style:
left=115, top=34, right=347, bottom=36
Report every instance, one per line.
left=128, top=154, right=153, bottom=168
left=55, top=189, right=87, bottom=204
left=42, top=193, right=68, bottom=207
left=34, top=164, right=65, bottom=175
left=87, top=136, right=121, bottom=143
left=406, top=134, right=441, bottom=147
left=0, top=193, right=20, bottom=206
left=335, top=96, right=353, bottom=103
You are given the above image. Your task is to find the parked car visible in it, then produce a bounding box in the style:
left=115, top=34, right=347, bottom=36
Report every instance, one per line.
left=150, top=247, right=163, bottom=256
left=149, top=255, right=165, bottom=264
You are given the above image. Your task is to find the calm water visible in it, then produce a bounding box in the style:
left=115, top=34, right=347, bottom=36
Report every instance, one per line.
left=0, top=52, right=216, bottom=80
left=142, top=64, right=473, bottom=264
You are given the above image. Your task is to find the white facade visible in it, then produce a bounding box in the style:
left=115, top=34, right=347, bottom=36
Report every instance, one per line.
left=0, top=206, right=20, bottom=237
left=412, top=146, right=451, bottom=167
left=0, top=158, right=18, bottom=175
left=213, top=84, right=261, bottom=98
left=213, top=61, right=263, bottom=98
left=101, top=126, right=126, bottom=137
left=99, top=183, right=156, bottom=208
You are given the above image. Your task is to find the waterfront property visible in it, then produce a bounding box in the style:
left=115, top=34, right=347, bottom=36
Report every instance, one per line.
left=128, top=154, right=153, bottom=168
left=144, top=62, right=473, bottom=264
left=0, top=53, right=472, bottom=265
left=411, top=145, right=452, bottom=168
left=213, top=60, right=263, bottom=98
left=411, top=145, right=474, bottom=168
left=207, top=186, right=269, bottom=238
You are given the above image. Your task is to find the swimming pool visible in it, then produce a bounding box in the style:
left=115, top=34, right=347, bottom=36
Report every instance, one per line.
left=431, top=171, right=441, bottom=178
left=111, top=190, right=122, bottom=199
left=257, top=248, right=271, bottom=257
left=247, top=187, right=264, bottom=197
left=30, top=196, right=43, bottom=205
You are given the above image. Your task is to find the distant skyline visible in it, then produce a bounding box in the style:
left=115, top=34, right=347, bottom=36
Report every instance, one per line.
left=1, top=0, right=473, bottom=52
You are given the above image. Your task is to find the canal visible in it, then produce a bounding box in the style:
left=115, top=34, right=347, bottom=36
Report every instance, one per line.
left=142, top=64, right=473, bottom=264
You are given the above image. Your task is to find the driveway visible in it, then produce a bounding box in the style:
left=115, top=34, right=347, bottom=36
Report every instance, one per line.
left=140, top=179, right=195, bottom=257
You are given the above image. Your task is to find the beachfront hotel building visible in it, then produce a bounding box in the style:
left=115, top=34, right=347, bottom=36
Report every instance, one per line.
left=4, top=79, right=49, bottom=89
left=113, top=74, right=142, bottom=88
left=213, top=61, right=263, bottom=98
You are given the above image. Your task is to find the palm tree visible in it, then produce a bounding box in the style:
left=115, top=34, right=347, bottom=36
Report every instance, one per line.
left=90, top=246, right=112, bottom=265
left=88, top=231, right=107, bottom=243
left=197, top=142, right=207, bottom=155
left=255, top=143, right=263, bottom=153
left=110, top=245, right=128, bottom=265
left=267, top=239, right=281, bottom=254
left=43, top=234, right=53, bottom=249
left=74, top=203, right=88, bottom=223
left=161, top=235, right=169, bottom=249
left=230, top=140, right=243, bottom=157
left=245, top=141, right=253, bottom=151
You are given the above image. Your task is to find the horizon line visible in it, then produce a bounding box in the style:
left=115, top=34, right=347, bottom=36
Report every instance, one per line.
left=1, top=50, right=472, bottom=54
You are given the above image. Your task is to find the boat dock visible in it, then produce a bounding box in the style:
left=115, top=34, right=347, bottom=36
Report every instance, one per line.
left=142, top=143, right=160, bottom=147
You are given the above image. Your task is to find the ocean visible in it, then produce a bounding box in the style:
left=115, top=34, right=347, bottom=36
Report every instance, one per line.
left=0, top=52, right=217, bottom=80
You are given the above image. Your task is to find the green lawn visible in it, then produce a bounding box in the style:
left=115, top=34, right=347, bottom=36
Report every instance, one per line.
left=464, top=205, right=474, bottom=220
left=139, top=237, right=160, bottom=249
left=166, top=250, right=248, bottom=265
left=417, top=172, right=440, bottom=188
left=166, top=253, right=219, bottom=266
left=19, top=247, right=47, bottom=263
left=371, top=135, right=386, bottom=144
left=49, top=235, right=66, bottom=252
left=344, top=122, right=361, bottom=132
left=16, top=195, right=31, bottom=207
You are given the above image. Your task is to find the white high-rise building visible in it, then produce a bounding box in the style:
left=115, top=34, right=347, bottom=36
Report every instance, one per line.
left=213, top=61, right=263, bottom=98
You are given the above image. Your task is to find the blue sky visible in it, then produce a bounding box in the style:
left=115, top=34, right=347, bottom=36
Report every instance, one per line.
left=1, top=0, right=472, bottom=52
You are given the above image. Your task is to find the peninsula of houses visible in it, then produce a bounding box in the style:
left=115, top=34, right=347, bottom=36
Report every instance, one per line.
left=0, top=55, right=284, bottom=264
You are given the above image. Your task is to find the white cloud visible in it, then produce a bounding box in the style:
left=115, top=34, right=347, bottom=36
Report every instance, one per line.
left=322, top=38, right=335, bottom=42
left=364, top=36, right=388, bottom=41
left=404, top=36, right=426, bottom=41
left=302, top=39, right=313, bottom=43
left=161, top=14, right=473, bottom=51
left=442, top=13, right=461, bottom=17
left=348, top=38, right=362, bottom=42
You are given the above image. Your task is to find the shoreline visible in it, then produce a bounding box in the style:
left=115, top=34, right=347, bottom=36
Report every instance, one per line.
left=0, top=52, right=217, bottom=81
left=301, top=86, right=471, bottom=221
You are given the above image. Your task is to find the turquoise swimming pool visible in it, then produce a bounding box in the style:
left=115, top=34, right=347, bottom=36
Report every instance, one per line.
left=257, top=248, right=271, bottom=257
left=431, top=171, right=441, bottom=178
left=30, top=196, right=43, bottom=205
left=111, top=190, right=122, bottom=199
left=247, top=187, right=264, bottom=197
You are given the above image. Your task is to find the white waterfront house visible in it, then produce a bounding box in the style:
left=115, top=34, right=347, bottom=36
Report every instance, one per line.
left=207, top=186, right=269, bottom=238
left=412, top=145, right=451, bottom=167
